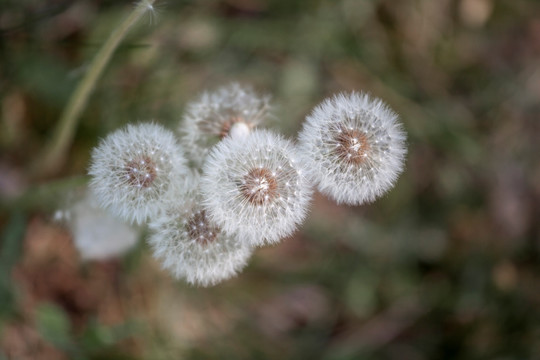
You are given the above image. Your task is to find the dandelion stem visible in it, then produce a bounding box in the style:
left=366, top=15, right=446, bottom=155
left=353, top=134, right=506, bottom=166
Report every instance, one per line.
left=35, top=0, right=156, bottom=177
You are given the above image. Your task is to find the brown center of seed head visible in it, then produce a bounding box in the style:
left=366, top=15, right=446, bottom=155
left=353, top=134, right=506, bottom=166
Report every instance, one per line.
left=220, top=116, right=246, bottom=139
left=240, top=167, right=278, bottom=205
left=124, top=155, right=157, bottom=188
left=335, top=128, right=370, bottom=165
left=187, top=210, right=219, bottom=245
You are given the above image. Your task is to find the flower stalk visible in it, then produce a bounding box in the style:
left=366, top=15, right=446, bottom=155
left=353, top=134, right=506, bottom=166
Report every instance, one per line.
left=35, top=0, right=156, bottom=176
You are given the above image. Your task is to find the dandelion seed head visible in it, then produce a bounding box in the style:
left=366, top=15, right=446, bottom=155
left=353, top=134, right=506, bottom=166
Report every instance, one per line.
left=180, top=83, right=271, bottom=165
left=89, top=123, right=188, bottom=224
left=298, top=92, right=407, bottom=205
left=149, top=188, right=252, bottom=287
left=201, top=130, right=312, bottom=246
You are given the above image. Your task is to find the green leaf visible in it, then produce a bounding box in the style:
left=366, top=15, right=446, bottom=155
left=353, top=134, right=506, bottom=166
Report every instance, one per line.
left=35, top=303, right=72, bottom=349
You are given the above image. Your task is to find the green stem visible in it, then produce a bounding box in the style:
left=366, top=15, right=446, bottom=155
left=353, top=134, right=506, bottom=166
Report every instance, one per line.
left=35, top=0, right=156, bottom=177
left=1, top=176, right=90, bottom=211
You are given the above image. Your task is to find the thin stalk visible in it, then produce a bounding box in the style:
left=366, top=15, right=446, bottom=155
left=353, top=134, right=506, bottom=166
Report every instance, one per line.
left=35, top=0, right=156, bottom=176
left=1, top=176, right=90, bottom=211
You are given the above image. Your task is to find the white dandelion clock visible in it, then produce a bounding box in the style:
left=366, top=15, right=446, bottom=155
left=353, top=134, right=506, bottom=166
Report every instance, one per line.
left=89, top=123, right=188, bottom=224
left=180, top=83, right=271, bottom=165
left=68, top=190, right=139, bottom=261
left=201, top=130, right=312, bottom=246
left=149, top=190, right=253, bottom=287
left=298, top=92, right=407, bottom=205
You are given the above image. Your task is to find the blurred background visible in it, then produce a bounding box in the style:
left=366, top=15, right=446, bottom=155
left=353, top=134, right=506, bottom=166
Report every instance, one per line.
left=1, top=0, right=540, bottom=359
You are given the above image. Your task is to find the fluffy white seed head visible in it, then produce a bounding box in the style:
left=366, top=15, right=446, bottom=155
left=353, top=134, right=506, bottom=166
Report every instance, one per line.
left=179, top=83, right=271, bottom=165
left=201, top=130, right=312, bottom=246
left=298, top=92, right=407, bottom=205
left=89, top=123, right=188, bottom=225
left=67, top=190, right=139, bottom=261
left=148, top=188, right=253, bottom=287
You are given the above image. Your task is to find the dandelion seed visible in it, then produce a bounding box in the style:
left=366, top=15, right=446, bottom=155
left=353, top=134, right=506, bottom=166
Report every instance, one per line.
left=138, top=0, right=163, bottom=25
left=298, top=92, right=407, bottom=205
